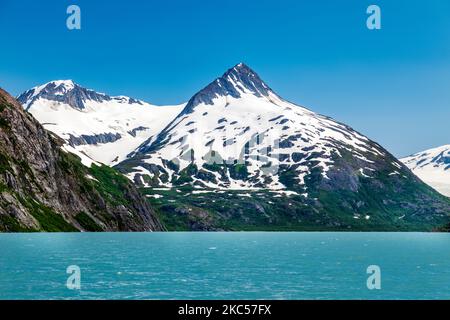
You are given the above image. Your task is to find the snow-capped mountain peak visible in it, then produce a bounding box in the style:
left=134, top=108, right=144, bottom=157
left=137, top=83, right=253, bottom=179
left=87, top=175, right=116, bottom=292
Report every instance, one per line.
left=221, top=62, right=273, bottom=97
left=17, top=80, right=145, bottom=111
left=181, top=63, right=276, bottom=115
left=18, top=80, right=75, bottom=109
left=122, top=63, right=404, bottom=193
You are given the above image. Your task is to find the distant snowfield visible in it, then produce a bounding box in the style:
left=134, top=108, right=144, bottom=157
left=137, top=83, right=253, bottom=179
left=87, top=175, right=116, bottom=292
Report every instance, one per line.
left=401, top=145, right=450, bottom=197
left=405, top=167, right=450, bottom=197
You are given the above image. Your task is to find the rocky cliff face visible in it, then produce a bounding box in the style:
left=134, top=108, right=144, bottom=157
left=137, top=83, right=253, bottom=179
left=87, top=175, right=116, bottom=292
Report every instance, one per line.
left=0, top=88, right=164, bottom=232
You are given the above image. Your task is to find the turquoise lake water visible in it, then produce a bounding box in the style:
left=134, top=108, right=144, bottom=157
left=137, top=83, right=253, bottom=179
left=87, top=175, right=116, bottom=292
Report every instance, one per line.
left=0, top=232, right=449, bottom=300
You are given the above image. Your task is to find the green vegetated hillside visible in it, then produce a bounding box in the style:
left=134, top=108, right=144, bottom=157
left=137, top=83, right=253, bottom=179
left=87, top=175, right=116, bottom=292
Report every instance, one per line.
left=437, top=222, right=450, bottom=232
left=0, top=88, right=163, bottom=232
left=138, top=155, right=450, bottom=232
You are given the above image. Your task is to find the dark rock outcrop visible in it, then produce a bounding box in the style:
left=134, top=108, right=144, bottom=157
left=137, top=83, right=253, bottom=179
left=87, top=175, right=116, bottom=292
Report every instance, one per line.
left=68, top=132, right=122, bottom=146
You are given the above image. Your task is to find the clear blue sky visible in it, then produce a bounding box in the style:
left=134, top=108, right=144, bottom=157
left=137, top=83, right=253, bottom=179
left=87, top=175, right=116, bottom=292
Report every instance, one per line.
left=0, top=0, right=449, bottom=157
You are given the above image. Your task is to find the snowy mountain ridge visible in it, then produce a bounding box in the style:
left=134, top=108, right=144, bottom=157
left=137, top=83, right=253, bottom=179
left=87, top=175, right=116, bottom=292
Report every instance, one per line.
left=18, top=80, right=185, bottom=166
left=18, top=80, right=146, bottom=111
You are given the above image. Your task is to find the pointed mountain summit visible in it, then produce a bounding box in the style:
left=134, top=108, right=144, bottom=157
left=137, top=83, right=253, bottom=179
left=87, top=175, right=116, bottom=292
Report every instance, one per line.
left=181, top=63, right=275, bottom=115
left=222, top=62, right=273, bottom=97
left=138, top=63, right=293, bottom=155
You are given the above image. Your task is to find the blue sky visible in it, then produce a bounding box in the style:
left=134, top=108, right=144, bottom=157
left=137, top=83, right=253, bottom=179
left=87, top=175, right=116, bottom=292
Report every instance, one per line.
left=0, top=0, right=449, bottom=157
